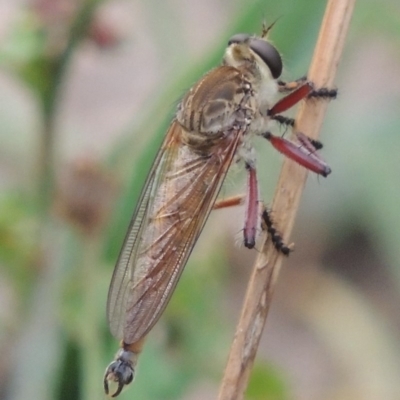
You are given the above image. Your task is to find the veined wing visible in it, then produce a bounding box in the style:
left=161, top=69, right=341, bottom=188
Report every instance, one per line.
left=106, top=123, right=181, bottom=340
left=107, top=121, right=244, bottom=344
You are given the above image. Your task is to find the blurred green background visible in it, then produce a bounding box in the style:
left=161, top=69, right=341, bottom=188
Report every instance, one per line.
left=1, top=0, right=400, bottom=399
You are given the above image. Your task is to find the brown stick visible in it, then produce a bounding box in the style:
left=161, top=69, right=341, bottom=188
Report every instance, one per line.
left=217, top=0, right=356, bottom=399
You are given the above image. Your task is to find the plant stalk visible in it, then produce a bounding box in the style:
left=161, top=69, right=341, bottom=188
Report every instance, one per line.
left=217, top=0, right=356, bottom=398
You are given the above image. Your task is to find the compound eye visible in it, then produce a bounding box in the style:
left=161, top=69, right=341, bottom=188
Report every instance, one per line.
left=228, top=33, right=250, bottom=46
left=249, top=39, right=282, bottom=79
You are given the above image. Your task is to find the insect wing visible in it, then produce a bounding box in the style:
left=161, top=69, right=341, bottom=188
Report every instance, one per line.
left=107, top=121, right=244, bottom=344
left=106, top=123, right=180, bottom=340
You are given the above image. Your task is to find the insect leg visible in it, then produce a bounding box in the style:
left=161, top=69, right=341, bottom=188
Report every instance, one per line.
left=243, top=163, right=259, bottom=249
left=278, top=77, right=337, bottom=99
left=268, top=82, right=314, bottom=116
left=308, top=87, right=338, bottom=100
left=295, top=132, right=323, bottom=151
left=274, top=78, right=336, bottom=118
left=213, top=165, right=261, bottom=249
left=262, top=132, right=331, bottom=177
left=277, top=76, right=308, bottom=92
left=212, top=168, right=293, bottom=253
left=271, top=82, right=336, bottom=133
left=271, top=114, right=295, bottom=128
left=271, top=117, right=324, bottom=153
left=261, top=207, right=292, bottom=255
left=213, top=195, right=245, bottom=210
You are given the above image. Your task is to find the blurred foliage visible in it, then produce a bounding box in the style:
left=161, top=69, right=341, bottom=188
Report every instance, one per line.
left=246, top=363, right=288, bottom=400
left=0, top=0, right=400, bottom=400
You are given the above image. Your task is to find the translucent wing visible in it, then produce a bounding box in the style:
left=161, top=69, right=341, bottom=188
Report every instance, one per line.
left=107, top=121, right=245, bottom=344
left=106, top=125, right=179, bottom=341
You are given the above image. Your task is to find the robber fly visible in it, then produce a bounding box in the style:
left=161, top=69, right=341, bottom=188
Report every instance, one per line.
left=104, top=27, right=336, bottom=397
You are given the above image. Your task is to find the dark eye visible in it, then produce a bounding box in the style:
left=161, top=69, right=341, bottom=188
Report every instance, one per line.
left=248, top=38, right=282, bottom=79
left=227, top=33, right=250, bottom=46
left=228, top=34, right=283, bottom=79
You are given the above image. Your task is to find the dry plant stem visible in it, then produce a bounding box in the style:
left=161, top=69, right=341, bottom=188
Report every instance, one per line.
left=217, top=0, right=356, bottom=399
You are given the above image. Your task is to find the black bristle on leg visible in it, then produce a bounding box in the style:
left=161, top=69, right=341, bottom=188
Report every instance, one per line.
left=309, top=138, right=323, bottom=150
left=271, top=115, right=295, bottom=127
left=261, top=209, right=292, bottom=256
left=308, top=87, right=338, bottom=100
left=295, top=132, right=324, bottom=151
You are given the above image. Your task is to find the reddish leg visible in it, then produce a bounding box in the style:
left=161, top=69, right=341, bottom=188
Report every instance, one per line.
left=269, top=82, right=313, bottom=116
left=263, top=132, right=331, bottom=177
left=295, top=132, right=323, bottom=151
left=278, top=77, right=337, bottom=100
left=213, top=167, right=259, bottom=249
left=243, top=163, right=259, bottom=249
left=265, top=79, right=332, bottom=175
left=213, top=195, right=244, bottom=210
left=270, top=81, right=337, bottom=125
left=245, top=166, right=292, bottom=254
left=213, top=166, right=291, bottom=255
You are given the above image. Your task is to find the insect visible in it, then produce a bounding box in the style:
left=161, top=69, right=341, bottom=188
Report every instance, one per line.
left=103, top=27, right=336, bottom=397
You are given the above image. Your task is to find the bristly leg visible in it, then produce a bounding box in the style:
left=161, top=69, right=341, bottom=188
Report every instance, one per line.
left=278, top=77, right=337, bottom=100
left=271, top=80, right=337, bottom=131
left=268, top=82, right=313, bottom=116
left=262, top=132, right=331, bottom=177
left=271, top=114, right=295, bottom=128
left=261, top=208, right=291, bottom=255
left=308, top=87, right=338, bottom=100
left=270, top=119, right=324, bottom=151
left=295, top=132, right=323, bottom=151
